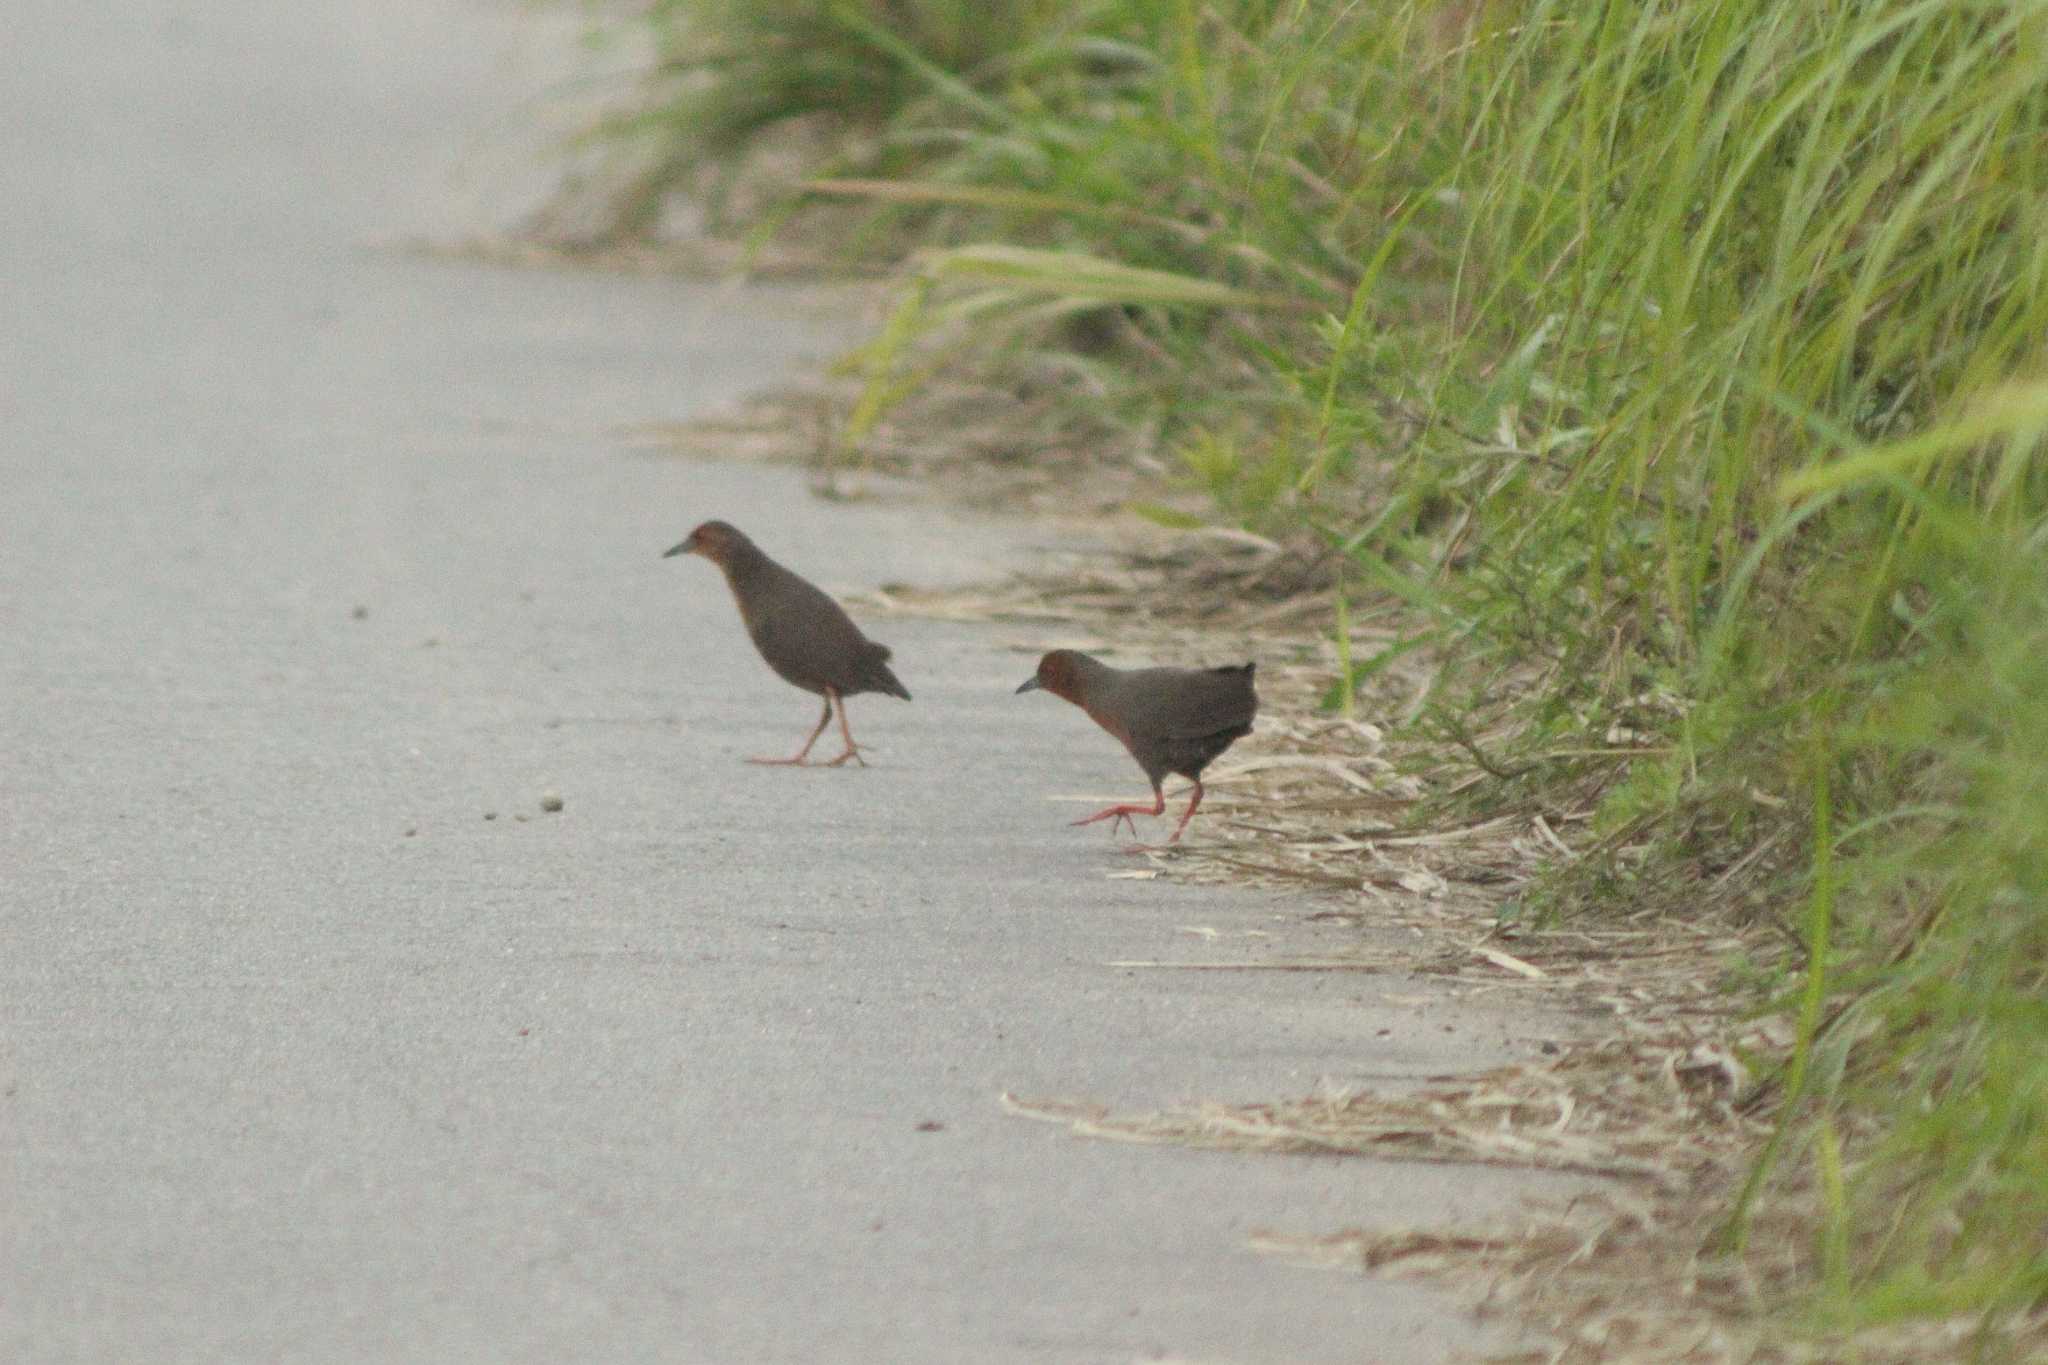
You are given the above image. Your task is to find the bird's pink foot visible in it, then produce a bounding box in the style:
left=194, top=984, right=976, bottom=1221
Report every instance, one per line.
left=821, top=691, right=873, bottom=767
left=749, top=697, right=835, bottom=766
left=1165, top=781, right=1205, bottom=843
left=1071, top=796, right=1164, bottom=838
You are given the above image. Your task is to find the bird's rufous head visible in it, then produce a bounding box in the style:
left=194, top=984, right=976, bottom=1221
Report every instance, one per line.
left=663, top=519, right=746, bottom=565
left=1015, top=649, right=1090, bottom=703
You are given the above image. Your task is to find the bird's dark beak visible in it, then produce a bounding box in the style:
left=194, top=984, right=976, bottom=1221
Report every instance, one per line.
left=1014, top=677, right=1041, bottom=694
left=662, top=539, right=693, bottom=559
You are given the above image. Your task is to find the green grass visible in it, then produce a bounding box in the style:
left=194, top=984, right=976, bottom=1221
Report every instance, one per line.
left=576, top=0, right=2048, bottom=1345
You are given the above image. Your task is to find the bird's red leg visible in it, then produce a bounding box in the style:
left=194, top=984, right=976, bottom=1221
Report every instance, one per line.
left=1166, top=778, right=1205, bottom=843
left=823, top=688, right=869, bottom=767
left=749, top=696, right=833, bottom=766
left=1071, top=785, right=1165, bottom=837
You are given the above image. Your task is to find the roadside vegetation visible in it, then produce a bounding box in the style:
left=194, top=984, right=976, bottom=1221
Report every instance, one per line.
left=559, top=0, right=2046, bottom=1353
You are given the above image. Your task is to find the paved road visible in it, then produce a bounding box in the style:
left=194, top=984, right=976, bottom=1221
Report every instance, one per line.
left=2, top=4, right=1571, bottom=1361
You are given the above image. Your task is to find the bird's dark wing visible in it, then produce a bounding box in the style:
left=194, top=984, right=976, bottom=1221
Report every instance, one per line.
left=1135, top=663, right=1258, bottom=741
left=1096, top=663, right=1256, bottom=783
left=740, top=562, right=901, bottom=697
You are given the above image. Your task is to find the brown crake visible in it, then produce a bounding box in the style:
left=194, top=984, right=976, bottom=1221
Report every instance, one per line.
left=665, top=520, right=910, bottom=766
left=1016, top=649, right=1256, bottom=842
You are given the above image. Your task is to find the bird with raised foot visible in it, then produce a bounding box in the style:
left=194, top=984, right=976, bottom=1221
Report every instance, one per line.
left=1016, top=649, right=1257, bottom=843
left=664, top=520, right=910, bottom=766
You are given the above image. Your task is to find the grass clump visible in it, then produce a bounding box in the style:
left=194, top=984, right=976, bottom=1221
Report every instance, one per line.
left=565, top=0, right=2048, bottom=1348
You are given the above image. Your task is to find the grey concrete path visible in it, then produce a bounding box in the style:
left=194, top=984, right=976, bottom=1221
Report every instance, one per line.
left=2, top=4, right=1571, bottom=1361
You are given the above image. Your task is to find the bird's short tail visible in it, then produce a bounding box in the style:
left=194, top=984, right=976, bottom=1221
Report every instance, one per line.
left=863, top=643, right=912, bottom=701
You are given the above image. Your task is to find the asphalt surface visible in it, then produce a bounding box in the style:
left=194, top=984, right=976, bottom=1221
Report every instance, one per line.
left=1, top=4, right=1576, bottom=1361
